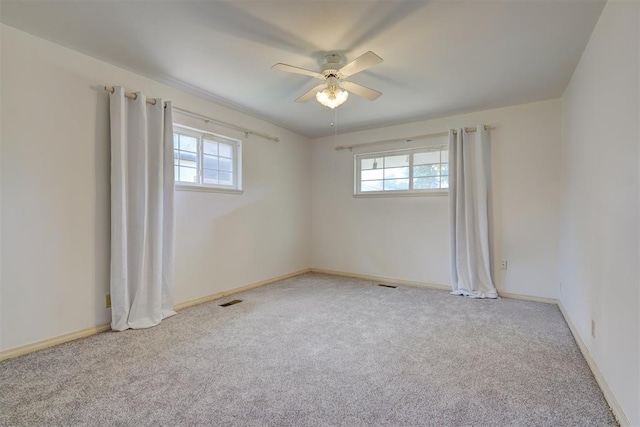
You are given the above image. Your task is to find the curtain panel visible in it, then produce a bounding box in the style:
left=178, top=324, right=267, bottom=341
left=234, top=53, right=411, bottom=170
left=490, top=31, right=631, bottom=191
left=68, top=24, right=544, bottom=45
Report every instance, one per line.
left=448, top=126, right=497, bottom=299
left=109, top=86, right=176, bottom=330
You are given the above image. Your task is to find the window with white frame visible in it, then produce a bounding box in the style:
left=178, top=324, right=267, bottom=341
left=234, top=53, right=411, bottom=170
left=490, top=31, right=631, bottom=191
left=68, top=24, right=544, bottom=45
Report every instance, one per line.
left=355, top=147, right=448, bottom=195
left=173, top=125, right=242, bottom=192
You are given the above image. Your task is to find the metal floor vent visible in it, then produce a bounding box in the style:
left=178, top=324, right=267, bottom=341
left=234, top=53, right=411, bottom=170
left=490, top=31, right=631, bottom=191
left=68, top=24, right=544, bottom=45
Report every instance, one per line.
left=220, top=299, right=243, bottom=307
left=378, top=284, right=397, bottom=289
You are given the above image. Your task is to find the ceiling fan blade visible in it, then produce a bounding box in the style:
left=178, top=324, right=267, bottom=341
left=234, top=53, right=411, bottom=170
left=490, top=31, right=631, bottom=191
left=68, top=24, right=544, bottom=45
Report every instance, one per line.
left=341, top=81, right=382, bottom=100
left=272, top=63, right=323, bottom=79
left=295, top=84, right=327, bottom=103
left=338, top=51, right=383, bottom=77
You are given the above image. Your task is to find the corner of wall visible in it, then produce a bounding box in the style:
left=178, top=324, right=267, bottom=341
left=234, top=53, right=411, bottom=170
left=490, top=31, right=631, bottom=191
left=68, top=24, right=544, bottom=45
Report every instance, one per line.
left=556, top=1, right=640, bottom=425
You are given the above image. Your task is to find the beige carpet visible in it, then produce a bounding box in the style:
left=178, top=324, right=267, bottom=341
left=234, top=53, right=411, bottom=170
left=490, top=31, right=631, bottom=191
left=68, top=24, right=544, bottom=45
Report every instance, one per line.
left=0, top=273, right=616, bottom=426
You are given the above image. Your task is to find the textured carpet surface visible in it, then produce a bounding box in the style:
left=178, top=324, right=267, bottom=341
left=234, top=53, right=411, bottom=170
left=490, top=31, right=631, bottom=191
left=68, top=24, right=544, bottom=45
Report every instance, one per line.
left=0, top=273, right=616, bottom=426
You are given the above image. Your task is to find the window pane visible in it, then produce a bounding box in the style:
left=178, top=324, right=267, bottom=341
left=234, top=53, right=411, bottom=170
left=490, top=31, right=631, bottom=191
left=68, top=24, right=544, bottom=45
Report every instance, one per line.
left=173, top=128, right=241, bottom=189
left=179, top=135, right=197, bottom=152
left=362, top=169, right=383, bottom=180
left=414, top=151, right=440, bottom=165
left=356, top=149, right=449, bottom=194
left=219, top=157, right=232, bottom=172
left=384, top=178, right=409, bottom=190
left=413, top=177, right=440, bottom=189
left=203, top=155, right=218, bottom=170
left=414, top=164, right=440, bottom=177
left=361, top=158, right=378, bottom=170
left=384, top=167, right=409, bottom=179
left=204, top=140, right=218, bottom=156
left=219, top=143, right=232, bottom=158
left=178, top=151, right=197, bottom=169
left=174, top=151, right=198, bottom=168
left=180, top=160, right=197, bottom=169
left=441, top=150, right=449, bottom=163
left=203, top=168, right=218, bottom=184
left=179, top=166, right=197, bottom=183
left=219, top=171, right=233, bottom=185
left=361, top=180, right=383, bottom=192
left=385, top=155, right=409, bottom=168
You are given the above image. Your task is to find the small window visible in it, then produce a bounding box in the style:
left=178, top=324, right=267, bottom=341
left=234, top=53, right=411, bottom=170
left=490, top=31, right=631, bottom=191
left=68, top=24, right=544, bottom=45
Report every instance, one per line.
left=355, top=147, right=448, bottom=196
left=173, top=125, right=242, bottom=193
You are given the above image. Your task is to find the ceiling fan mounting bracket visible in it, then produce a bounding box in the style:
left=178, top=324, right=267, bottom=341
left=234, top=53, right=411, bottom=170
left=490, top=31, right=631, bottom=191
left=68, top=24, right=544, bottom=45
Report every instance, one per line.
left=323, top=53, right=342, bottom=64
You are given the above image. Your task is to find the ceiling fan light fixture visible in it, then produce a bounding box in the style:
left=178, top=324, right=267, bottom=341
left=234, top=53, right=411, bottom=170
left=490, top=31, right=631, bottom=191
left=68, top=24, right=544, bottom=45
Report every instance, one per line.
left=316, top=85, right=349, bottom=109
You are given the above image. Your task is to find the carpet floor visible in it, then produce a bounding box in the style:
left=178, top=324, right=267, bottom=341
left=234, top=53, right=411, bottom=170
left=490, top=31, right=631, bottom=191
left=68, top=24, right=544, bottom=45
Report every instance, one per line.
left=0, top=273, right=616, bottom=426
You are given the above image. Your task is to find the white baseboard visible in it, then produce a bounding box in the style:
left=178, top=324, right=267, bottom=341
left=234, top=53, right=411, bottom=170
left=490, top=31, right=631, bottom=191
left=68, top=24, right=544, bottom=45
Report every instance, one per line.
left=173, top=268, right=311, bottom=311
left=311, top=268, right=559, bottom=305
left=498, top=290, right=558, bottom=304
left=310, top=268, right=450, bottom=291
left=0, top=324, right=112, bottom=362
left=0, top=268, right=312, bottom=362
left=557, top=301, right=631, bottom=426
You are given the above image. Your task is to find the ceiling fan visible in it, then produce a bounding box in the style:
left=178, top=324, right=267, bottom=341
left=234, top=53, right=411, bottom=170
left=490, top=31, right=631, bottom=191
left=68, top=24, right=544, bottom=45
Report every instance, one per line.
left=272, top=51, right=383, bottom=109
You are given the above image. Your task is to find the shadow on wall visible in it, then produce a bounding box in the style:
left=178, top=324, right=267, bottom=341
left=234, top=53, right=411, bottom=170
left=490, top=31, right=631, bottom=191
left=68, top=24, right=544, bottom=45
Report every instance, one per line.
left=343, top=196, right=450, bottom=285
left=173, top=187, right=305, bottom=303
left=93, top=87, right=111, bottom=327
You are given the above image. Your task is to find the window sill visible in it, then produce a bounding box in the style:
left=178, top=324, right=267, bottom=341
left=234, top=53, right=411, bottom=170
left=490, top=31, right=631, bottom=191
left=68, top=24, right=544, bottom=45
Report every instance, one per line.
left=353, top=190, right=448, bottom=198
left=176, top=183, right=244, bottom=195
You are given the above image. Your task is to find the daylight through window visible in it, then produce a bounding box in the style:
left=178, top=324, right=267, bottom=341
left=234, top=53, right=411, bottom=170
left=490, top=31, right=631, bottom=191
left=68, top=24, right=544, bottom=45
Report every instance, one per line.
left=173, top=125, right=242, bottom=191
left=355, top=147, right=448, bottom=195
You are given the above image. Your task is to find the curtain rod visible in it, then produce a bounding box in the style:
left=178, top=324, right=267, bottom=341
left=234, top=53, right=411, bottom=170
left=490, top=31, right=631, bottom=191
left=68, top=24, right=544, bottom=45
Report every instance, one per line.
left=103, top=86, right=280, bottom=142
left=334, top=126, right=493, bottom=151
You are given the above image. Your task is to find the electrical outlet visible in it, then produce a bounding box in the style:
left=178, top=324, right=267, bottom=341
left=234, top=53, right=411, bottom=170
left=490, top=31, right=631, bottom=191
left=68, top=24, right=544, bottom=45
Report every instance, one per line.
left=105, top=294, right=111, bottom=309
left=591, top=319, right=596, bottom=338
left=500, top=260, right=508, bottom=270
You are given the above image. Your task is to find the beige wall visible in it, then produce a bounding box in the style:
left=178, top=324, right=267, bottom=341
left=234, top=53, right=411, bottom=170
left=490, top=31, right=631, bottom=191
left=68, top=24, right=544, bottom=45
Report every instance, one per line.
left=311, top=99, right=562, bottom=300
left=559, top=1, right=640, bottom=424
left=0, top=25, right=312, bottom=351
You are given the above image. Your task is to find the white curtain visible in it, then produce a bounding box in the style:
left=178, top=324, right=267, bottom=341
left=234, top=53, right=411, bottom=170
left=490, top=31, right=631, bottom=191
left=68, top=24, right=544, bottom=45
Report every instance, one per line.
left=109, top=86, right=176, bottom=331
left=449, top=126, right=497, bottom=299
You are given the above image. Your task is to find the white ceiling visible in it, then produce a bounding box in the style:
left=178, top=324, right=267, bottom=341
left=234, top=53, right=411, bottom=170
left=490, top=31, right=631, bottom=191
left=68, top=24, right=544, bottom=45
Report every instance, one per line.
left=1, top=0, right=605, bottom=138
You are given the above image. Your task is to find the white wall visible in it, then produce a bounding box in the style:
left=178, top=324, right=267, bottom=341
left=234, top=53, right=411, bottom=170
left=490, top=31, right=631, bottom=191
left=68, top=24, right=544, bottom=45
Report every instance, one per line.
left=0, top=25, right=311, bottom=352
left=559, top=1, right=639, bottom=424
left=311, top=99, right=562, bottom=299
